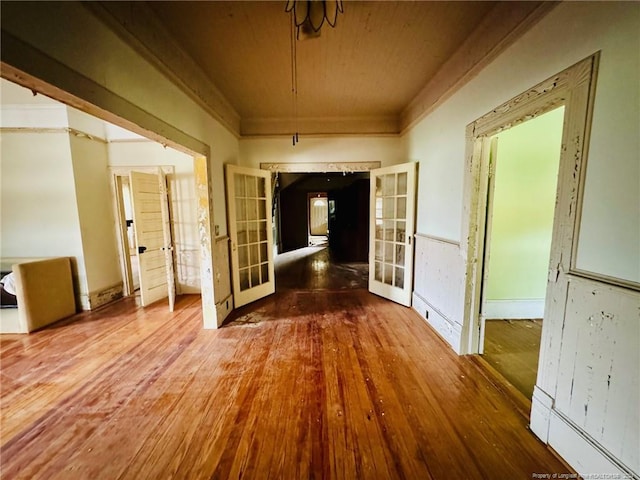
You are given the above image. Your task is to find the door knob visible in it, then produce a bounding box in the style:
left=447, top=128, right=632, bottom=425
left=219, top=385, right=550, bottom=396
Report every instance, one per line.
left=138, top=246, right=147, bottom=254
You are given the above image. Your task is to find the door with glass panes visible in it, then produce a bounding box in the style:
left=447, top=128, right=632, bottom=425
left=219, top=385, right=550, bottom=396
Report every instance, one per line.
left=226, top=165, right=275, bottom=308
left=369, top=162, right=417, bottom=306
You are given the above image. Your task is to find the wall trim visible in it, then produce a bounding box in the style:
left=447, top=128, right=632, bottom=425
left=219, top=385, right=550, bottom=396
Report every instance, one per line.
left=483, top=299, right=545, bottom=319
left=414, top=232, right=460, bottom=247
left=215, top=293, right=233, bottom=327
left=412, top=291, right=462, bottom=353
left=242, top=115, right=399, bottom=136
left=87, top=282, right=124, bottom=310
left=260, top=161, right=381, bottom=173
left=1, top=127, right=108, bottom=143
left=545, top=408, right=637, bottom=478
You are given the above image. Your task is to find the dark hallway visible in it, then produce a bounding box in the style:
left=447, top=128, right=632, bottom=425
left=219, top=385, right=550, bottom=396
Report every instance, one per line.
left=276, top=172, right=369, bottom=262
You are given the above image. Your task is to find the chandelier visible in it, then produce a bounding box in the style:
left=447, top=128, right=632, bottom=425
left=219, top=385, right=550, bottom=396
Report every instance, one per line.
left=286, top=0, right=344, bottom=39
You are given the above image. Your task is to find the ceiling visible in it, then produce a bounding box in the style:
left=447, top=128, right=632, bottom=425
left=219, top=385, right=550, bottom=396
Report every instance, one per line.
left=2, top=1, right=550, bottom=137
left=147, top=1, right=496, bottom=127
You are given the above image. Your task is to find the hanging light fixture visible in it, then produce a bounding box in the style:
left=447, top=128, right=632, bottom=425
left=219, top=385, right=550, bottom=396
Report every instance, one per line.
left=286, top=0, right=344, bottom=39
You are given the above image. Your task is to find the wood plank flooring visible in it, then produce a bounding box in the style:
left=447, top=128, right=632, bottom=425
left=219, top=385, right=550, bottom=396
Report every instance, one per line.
left=1, top=292, right=570, bottom=479
left=275, top=246, right=368, bottom=291
left=483, top=319, right=543, bottom=399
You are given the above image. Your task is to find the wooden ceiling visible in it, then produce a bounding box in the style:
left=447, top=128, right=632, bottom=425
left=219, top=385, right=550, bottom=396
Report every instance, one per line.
left=96, top=1, right=553, bottom=136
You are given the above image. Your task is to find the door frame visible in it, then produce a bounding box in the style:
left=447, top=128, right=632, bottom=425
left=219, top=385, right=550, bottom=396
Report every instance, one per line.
left=263, top=161, right=381, bottom=257
left=461, top=53, right=600, bottom=356
left=307, top=192, right=328, bottom=241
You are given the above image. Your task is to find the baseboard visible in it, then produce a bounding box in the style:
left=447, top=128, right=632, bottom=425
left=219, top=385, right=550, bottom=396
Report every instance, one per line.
left=215, top=294, right=233, bottom=326
left=531, top=385, right=637, bottom=478
left=412, top=291, right=462, bottom=353
left=88, top=282, right=124, bottom=310
left=483, top=298, right=545, bottom=319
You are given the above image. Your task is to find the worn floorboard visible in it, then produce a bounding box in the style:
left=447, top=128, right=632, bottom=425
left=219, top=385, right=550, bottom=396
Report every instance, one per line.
left=0, top=289, right=570, bottom=479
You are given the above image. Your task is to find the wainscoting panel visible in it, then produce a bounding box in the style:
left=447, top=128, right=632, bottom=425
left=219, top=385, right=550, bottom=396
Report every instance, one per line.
left=552, top=276, right=639, bottom=475
left=412, top=234, right=465, bottom=352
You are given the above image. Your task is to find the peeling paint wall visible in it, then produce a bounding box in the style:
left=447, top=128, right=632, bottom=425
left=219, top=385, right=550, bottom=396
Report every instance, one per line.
left=555, top=279, right=639, bottom=472
left=404, top=2, right=639, bottom=475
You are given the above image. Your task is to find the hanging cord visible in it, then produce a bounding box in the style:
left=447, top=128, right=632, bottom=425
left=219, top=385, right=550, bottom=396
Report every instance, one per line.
left=290, top=13, right=299, bottom=146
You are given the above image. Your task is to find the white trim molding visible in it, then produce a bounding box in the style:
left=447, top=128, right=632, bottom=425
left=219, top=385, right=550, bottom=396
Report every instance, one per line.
left=482, top=298, right=545, bottom=319
left=260, top=161, right=381, bottom=173
left=531, top=390, right=638, bottom=479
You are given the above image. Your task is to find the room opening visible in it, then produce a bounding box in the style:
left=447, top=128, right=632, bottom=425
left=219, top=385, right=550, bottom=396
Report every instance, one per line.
left=273, top=172, right=370, bottom=291
left=479, top=106, right=565, bottom=399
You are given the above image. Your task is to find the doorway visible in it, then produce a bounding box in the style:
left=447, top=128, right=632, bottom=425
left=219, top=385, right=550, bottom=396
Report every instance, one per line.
left=308, top=193, right=329, bottom=246
left=479, top=107, right=565, bottom=399
left=111, top=165, right=181, bottom=309
left=277, top=172, right=370, bottom=261
left=272, top=170, right=372, bottom=292
left=0, top=74, right=217, bottom=325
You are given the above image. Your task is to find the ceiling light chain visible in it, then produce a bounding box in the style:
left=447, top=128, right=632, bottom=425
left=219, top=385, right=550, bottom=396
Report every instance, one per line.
left=287, top=0, right=344, bottom=146
left=290, top=12, right=299, bottom=146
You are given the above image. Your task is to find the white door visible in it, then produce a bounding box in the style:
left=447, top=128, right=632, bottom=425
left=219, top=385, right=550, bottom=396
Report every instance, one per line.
left=369, top=162, right=417, bottom=306
left=226, top=165, right=275, bottom=308
left=130, top=171, right=175, bottom=309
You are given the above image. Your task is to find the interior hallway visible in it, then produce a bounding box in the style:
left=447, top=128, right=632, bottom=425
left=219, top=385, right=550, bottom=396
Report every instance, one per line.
left=0, top=248, right=572, bottom=478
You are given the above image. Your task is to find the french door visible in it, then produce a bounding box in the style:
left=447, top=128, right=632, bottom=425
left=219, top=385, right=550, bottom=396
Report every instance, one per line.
left=368, top=162, right=417, bottom=306
left=225, top=165, right=275, bottom=308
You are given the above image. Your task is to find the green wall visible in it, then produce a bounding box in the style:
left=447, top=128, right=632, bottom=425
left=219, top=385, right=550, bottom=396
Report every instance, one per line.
left=485, top=107, right=564, bottom=301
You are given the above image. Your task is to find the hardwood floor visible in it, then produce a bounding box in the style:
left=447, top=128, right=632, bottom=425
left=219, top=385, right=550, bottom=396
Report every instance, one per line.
left=0, top=290, right=571, bottom=479
left=482, top=319, right=543, bottom=399
left=275, top=246, right=368, bottom=291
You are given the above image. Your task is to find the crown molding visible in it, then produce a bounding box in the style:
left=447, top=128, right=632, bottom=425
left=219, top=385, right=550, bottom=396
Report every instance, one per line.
left=400, top=1, right=559, bottom=134
left=86, top=2, right=241, bottom=137
left=260, top=161, right=381, bottom=173
left=241, top=115, right=400, bottom=137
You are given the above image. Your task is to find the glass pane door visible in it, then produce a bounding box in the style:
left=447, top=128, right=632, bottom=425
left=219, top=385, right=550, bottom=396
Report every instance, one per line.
left=369, top=163, right=417, bottom=306
left=226, top=165, right=275, bottom=308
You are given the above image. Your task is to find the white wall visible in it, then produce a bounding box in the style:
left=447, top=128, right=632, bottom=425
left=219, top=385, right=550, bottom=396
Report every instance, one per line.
left=0, top=131, right=84, bottom=267
left=107, top=140, right=201, bottom=293
left=67, top=110, right=123, bottom=302
left=239, top=136, right=404, bottom=169
left=405, top=2, right=639, bottom=476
